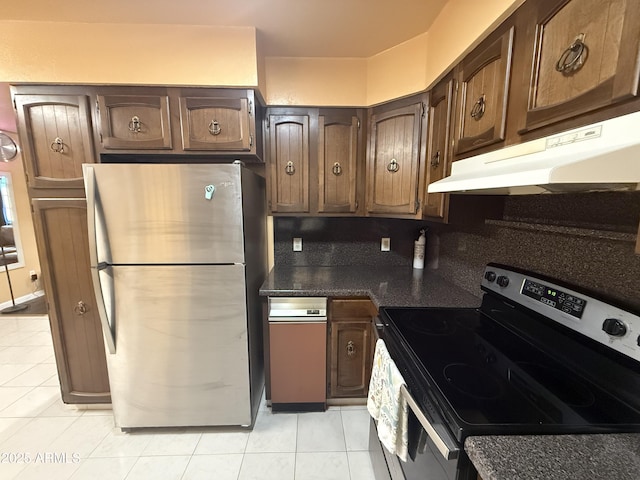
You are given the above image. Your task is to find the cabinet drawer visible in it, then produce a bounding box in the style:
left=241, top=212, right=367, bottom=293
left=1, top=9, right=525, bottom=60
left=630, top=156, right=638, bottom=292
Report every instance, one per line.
left=331, top=299, right=377, bottom=319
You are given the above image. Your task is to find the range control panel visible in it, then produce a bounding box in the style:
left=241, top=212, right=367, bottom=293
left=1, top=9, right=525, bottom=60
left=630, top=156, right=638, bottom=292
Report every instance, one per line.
left=521, top=279, right=587, bottom=319
left=481, top=264, right=640, bottom=363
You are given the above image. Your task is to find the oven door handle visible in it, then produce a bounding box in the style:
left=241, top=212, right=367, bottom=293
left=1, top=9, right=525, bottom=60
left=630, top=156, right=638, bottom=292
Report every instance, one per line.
left=401, top=385, right=460, bottom=461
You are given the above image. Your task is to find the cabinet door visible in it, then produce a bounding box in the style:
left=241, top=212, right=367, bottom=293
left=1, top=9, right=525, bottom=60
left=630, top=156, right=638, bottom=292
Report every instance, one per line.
left=524, top=0, right=640, bottom=131
left=424, top=77, right=455, bottom=221
left=455, top=27, right=514, bottom=155
left=367, top=103, right=423, bottom=215
left=318, top=112, right=359, bottom=213
left=97, top=94, right=171, bottom=150
left=32, top=198, right=110, bottom=404
left=179, top=96, right=253, bottom=151
left=329, top=320, right=372, bottom=398
left=14, top=94, right=96, bottom=190
left=268, top=114, right=310, bottom=213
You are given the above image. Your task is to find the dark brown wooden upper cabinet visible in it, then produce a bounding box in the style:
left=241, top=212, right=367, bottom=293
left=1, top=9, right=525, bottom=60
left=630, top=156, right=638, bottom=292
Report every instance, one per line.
left=97, top=93, right=171, bottom=150
left=267, top=114, right=310, bottom=213
left=454, top=26, right=514, bottom=157
left=13, top=93, right=96, bottom=190
left=523, top=0, right=640, bottom=132
left=318, top=110, right=361, bottom=214
left=367, top=100, right=425, bottom=217
left=424, top=76, right=455, bottom=221
left=179, top=92, right=255, bottom=152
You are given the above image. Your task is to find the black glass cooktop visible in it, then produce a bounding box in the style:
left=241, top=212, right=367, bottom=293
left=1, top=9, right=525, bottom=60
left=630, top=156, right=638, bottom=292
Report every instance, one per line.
left=380, top=300, right=640, bottom=440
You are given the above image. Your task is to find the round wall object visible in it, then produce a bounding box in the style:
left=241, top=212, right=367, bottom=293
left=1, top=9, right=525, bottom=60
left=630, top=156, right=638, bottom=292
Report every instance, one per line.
left=0, top=133, right=17, bottom=162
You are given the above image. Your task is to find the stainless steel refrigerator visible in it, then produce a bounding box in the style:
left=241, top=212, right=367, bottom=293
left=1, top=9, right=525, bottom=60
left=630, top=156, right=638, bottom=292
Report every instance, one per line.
left=82, top=163, right=267, bottom=429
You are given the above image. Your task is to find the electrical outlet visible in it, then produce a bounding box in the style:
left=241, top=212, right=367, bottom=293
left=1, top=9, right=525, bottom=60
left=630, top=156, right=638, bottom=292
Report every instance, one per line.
left=293, top=237, right=303, bottom=252
left=381, top=237, right=390, bottom=251
left=29, top=270, right=37, bottom=281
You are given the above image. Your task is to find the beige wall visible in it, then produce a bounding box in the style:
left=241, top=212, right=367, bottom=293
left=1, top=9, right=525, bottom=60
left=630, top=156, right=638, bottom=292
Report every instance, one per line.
left=263, top=0, right=522, bottom=106
left=0, top=21, right=260, bottom=87
left=0, top=133, right=41, bottom=304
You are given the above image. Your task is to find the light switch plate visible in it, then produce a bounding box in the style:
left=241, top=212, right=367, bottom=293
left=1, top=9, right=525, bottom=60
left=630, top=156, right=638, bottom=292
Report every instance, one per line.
left=381, top=237, right=390, bottom=251
left=293, top=237, right=303, bottom=251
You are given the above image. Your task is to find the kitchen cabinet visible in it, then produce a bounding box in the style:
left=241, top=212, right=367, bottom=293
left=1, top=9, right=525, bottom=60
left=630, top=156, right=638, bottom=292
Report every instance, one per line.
left=266, top=107, right=365, bottom=216
left=96, top=91, right=172, bottom=150
left=521, top=0, right=640, bottom=133
left=454, top=26, right=514, bottom=157
left=328, top=298, right=376, bottom=398
left=31, top=198, right=110, bottom=404
left=424, top=75, right=455, bottom=221
left=318, top=109, right=362, bottom=214
left=366, top=96, right=427, bottom=217
left=267, top=112, right=311, bottom=213
left=179, top=90, right=258, bottom=153
left=13, top=92, right=96, bottom=192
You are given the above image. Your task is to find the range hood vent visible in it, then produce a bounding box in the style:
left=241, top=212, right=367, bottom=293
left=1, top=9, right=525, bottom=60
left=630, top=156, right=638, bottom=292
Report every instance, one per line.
left=428, top=111, right=640, bottom=195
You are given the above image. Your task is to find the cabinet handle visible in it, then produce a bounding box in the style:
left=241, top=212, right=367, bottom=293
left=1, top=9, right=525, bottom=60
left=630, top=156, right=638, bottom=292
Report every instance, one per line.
left=470, top=94, right=485, bottom=120
left=387, top=158, right=399, bottom=173
left=128, top=115, right=142, bottom=133
left=50, top=137, right=65, bottom=153
left=332, top=162, right=343, bottom=176
left=285, top=161, right=295, bottom=175
left=208, top=120, right=222, bottom=136
left=556, top=33, right=588, bottom=75
left=431, top=151, right=441, bottom=169
left=73, top=300, right=87, bottom=316
left=346, top=340, right=356, bottom=357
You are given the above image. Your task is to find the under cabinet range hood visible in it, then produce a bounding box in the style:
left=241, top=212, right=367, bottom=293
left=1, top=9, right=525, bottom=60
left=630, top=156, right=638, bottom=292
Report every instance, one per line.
left=428, top=111, right=640, bottom=195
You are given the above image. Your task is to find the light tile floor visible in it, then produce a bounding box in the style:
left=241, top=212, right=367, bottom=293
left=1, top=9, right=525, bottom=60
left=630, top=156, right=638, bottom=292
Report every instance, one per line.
left=0, top=314, right=376, bottom=480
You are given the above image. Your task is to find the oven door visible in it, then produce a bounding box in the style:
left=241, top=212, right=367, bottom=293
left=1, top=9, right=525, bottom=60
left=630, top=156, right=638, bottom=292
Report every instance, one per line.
left=368, top=396, right=460, bottom=480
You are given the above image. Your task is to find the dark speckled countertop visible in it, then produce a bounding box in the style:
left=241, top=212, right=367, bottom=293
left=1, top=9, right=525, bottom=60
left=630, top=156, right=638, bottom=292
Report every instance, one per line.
left=259, top=266, right=481, bottom=308
left=465, top=434, right=640, bottom=480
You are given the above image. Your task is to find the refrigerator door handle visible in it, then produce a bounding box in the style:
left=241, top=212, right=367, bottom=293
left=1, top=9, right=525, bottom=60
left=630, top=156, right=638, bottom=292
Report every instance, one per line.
left=84, top=165, right=116, bottom=354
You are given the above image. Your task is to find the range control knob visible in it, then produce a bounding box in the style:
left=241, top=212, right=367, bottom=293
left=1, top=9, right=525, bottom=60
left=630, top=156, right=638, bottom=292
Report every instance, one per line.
left=484, top=271, right=497, bottom=282
left=496, top=275, right=510, bottom=288
left=602, top=318, right=627, bottom=337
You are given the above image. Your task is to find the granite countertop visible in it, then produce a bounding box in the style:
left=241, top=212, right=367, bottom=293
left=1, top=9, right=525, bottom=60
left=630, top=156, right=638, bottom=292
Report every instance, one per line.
left=259, top=265, right=481, bottom=309
left=465, top=434, right=640, bottom=480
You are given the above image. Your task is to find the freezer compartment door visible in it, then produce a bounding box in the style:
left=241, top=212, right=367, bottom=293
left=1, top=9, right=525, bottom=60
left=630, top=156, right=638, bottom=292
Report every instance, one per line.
left=107, top=265, right=252, bottom=428
left=84, top=163, right=245, bottom=265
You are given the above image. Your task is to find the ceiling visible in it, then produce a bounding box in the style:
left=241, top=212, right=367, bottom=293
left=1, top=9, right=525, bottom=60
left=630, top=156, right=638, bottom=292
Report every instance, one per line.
left=2, top=0, right=448, bottom=58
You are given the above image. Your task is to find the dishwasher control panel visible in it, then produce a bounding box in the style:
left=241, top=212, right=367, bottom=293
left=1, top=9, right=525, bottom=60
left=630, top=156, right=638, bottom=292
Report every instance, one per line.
left=268, top=297, right=327, bottom=318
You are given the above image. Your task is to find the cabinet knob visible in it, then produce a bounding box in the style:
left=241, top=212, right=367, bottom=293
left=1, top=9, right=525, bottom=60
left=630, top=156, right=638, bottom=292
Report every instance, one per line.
left=208, top=120, right=222, bottom=136
left=430, top=151, right=441, bottom=169
left=128, top=115, right=142, bottom=133
left=556, top=33, right=588, bottom=75
left=73, top=300, right=87, bottom=316
left=50, top=137, right=65, bottom=153
left=332, top=162, right=343, bottom=176
left=346, top=340, right=356, bottom=357
left=386, top=159, right=399, bottom=173
left=285, top=161, right=296, bottom=175
left=470, top=94, right=485, bottom=120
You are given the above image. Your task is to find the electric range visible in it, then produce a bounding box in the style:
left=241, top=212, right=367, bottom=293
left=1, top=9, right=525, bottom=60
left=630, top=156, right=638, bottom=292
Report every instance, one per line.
left=373, top=263, right=640, bottom=480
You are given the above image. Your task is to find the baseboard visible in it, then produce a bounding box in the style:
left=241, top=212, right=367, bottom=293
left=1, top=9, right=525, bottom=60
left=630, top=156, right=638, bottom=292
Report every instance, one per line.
left=0, top=290, right=45, bottom=311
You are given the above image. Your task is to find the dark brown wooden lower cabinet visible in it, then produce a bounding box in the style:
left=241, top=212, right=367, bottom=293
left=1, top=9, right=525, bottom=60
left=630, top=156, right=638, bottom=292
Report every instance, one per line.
left=328, top=298, right=376, bottom=398
left=32, top=198, right=110, bottom=404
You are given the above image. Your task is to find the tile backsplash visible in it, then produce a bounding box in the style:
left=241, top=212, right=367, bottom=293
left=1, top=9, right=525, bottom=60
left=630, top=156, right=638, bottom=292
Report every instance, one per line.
left=272, top=192, right=640, bottom=311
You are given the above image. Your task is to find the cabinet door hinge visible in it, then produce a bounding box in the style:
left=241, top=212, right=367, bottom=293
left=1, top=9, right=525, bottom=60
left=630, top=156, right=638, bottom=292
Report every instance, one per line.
left=95, top=99, right=99, bottom=114
left=12, top=97, right=16, bottom=110
left=249, top=134, right=254, bottom=147
left=421, top=102, right=426, bottom=118
left=415, top=199, right=420, bottom=213
left=99, top=132, right=103, bottom=144
left=249, top=100, right=253, bottom=116
left=357, top=118, right=361, bottom=130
